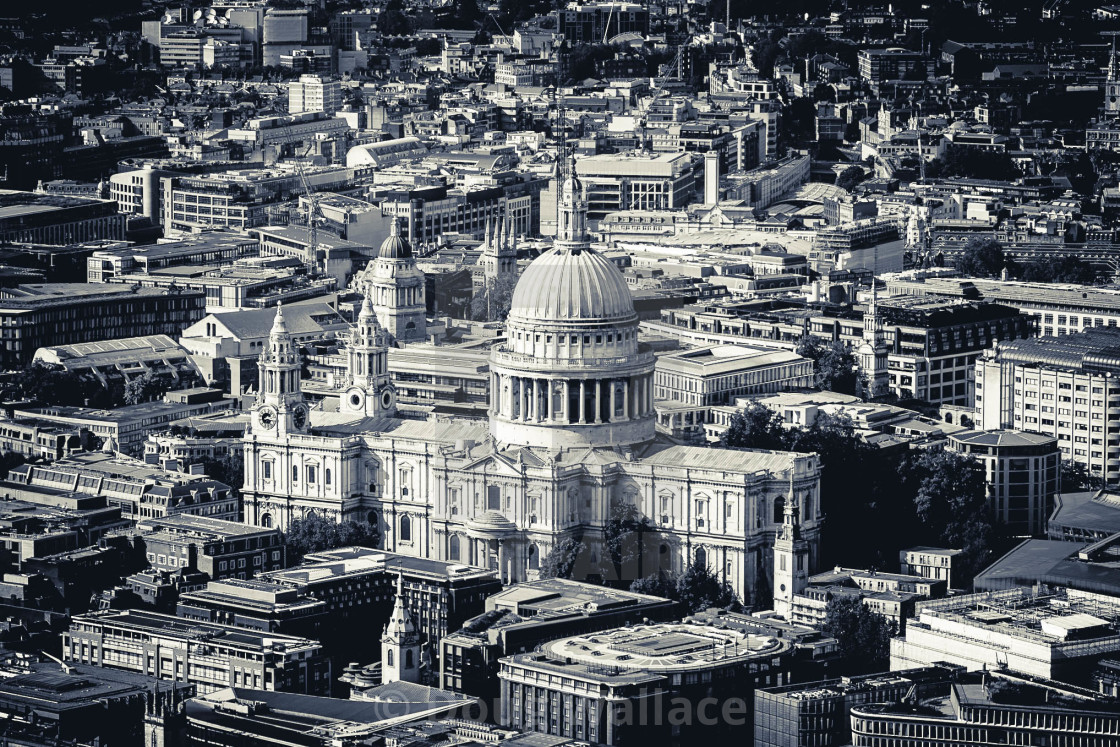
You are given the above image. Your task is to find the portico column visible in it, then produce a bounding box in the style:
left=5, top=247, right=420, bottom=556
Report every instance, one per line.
left=530, top=379, right=538, bottom=421
left=520, top=378, right=528, bottom=421
left=498, top=541, right=507, bottom=583
left=622, top=379, right=630, bottom=420
left=562, top=381, right=570, bottom=422
left=578, top=381, right=586, bottom=423
left=546, top=380, right=554, bottom=421
left=609, top=380, right=617, bottom=422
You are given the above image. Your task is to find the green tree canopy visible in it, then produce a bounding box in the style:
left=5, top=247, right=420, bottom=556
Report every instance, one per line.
left=602, top=502, right=659, bottom=585
left=470, top=274, right=518, bottom=322
left=283, top=512, right=380, bottom=565
left=822, top=595, right=896, bottom=671
left=954, top=238, right=1006, bottom=278
left=539, top=537, right=590, bottom=580
left=902, top=448, right=994, bottom=580
left=123, top=370, right=171, bottom=406
left=835, top=165, right=866, bottom=192
left=629, top=564, right=740, bottom=614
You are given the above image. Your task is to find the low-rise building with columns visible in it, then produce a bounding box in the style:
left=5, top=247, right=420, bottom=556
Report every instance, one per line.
left=241, top=163, right=823, bottom=604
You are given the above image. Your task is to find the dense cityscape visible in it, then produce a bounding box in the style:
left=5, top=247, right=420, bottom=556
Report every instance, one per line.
left=0, top=0, right=1119, bottom=744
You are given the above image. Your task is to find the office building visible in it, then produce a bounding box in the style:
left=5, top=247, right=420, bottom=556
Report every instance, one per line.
left=789, top=566, right=946, bottom=631
left=499, top=621, right=796, bottom=745
left=135, top=514, right=285, bottom=581
left=976, top=328, right=1120, bottom=484
left=899, top=547, right=964, bottom=589
left=654, top=345, right=813, bottom=407
left=947, top=430, right=1059, bottom=535
left=0, top=653, right=194, bottom=747
left=440, top=578, right=676, bottom=702
left=857, top=48, right=934, bottom=83
left=0, top=190, right=125, bottom=245
left=754, top=666, right=966, bottom=747
left=179, top=547, right=501, bottom=666
left=886, top=276, right=1120, bottom=337
left=850, top=677, right=1120, bottom=746
left=287, top=74, right=341, bottom=115
left=0, top=283, right=205, bottom=368
left=5, top=451, right=237, bottom=523
left=14, top=389, right=237, bottom=458
left=890, top=585, right=1120, bottom=683
left=185, top=687, right=475, bottom=747
left=160, top=166, right=353, bottom=235
left=86, top=234, right=258, bottom=282
left=555, top=2, right=648, bottom=44
left=63, top=609, right=330, bottom=695
left=32, top=335, right=203, bottom=395
left=573, top=151, right=700, bottom=221
left=867, top=297, right=1035, bottom=406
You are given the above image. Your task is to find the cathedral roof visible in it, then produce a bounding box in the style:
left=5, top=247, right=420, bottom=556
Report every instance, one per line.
left=507, top=245, right=635, bottom=326
left=379, top=218, right=412, bottom=259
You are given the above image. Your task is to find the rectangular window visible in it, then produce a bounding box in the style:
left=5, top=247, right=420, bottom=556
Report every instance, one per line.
left=306, top=466, right=316, bottom=484
left=263, top=462, right=271, bottom=480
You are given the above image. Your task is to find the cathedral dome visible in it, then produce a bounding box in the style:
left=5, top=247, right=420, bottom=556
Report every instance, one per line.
left=508, top=246, right=635, bottom=327
left=379, top=218, right=412, bottom=259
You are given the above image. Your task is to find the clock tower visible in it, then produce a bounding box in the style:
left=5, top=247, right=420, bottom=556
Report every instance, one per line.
left=253, top=303, right=310, bottom=436
left=341, top=290, right=397, bottom=418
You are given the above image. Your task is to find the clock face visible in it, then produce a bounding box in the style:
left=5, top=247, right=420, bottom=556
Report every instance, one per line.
left=292, top=406, right=308, bottom=430
left=257, top=407, right=277, bottom=429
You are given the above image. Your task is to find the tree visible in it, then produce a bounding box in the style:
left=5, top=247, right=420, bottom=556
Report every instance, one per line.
left=13, top=362, right=103, bottom=407
left=539, top=537, right=589, bottom=580
left=0, top=452, right=25, bottom=480
left=1018, top=255, right=1099, bottom=285
left=283, top=512, right=380, bottom=565
left=903, top=449, right=995, bottom=581
left=822, top=595, right=896, bottom=671
left=835, top=165, right=865, bottom=192
left=630, top=564, right=740, bottom=613
left=816, top=341, right=863, bottom=395
left=629, top=569, right=678, bottom=599
left=675, top=563, right=739, bottom=613
left=719, top=403, right=788, bottom=451
left=1061, top=460, right=1103, bottom=493
left=955, top=238, right=1006, bottom=278
left=602, top=502, right=658, bottom=585
left=470, top=274, right=518, bottom=322
left=198, top=451, right=244, bottom=490
left=124, top=370, right=170, bottom=406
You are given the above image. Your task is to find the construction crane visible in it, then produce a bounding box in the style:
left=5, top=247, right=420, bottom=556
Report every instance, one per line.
left=292, top=151, right=323, bottom=276
left=285, top=117, right=323, bottom=276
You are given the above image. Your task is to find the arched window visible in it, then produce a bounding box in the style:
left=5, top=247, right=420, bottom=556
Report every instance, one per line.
left=528, top=544, right=539, bottom=571
left=367, top=511, right=378, bottom=527
left=400, top=515, right=412, bottom=542
left=695, top=547, right=707, bottom=569
left=405, top=650, right=414, bottom=668
left=449, top=535, right=460, bottom=561
left=260, top=513, right=272, bottom=528
left=387, top=650, right=394, bottom=667
left=773, top=497, right=785, bottom=524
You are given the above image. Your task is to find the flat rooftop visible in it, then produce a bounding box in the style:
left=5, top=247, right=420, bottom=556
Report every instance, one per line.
left=268, top=547, right=498, bottom=585
left=540, top=622, right=790, bottom=673
left=74, top=609, right=319, bottom=651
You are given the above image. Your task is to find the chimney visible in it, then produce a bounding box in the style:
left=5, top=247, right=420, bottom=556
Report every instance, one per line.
left=704, top=151, right=720, bottom=205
